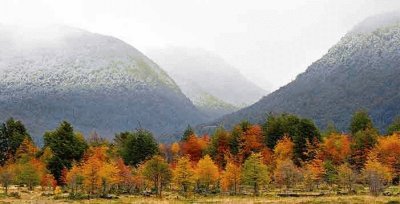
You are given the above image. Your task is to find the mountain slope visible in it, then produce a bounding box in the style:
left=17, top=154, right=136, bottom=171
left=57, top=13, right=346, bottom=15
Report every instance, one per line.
left=0, top=25, right=206, bottom=141
left=149, top=47, right=268, bottom=119
left=209, top=13, right=400, bottom=132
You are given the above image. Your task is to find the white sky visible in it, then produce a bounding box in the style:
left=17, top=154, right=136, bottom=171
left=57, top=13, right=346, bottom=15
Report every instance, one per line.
left=1, top=0, right=399, bottom=91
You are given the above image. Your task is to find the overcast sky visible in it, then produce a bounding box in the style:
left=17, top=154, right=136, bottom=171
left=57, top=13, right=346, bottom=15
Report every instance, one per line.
left=1, top=0, right=399, bottom=91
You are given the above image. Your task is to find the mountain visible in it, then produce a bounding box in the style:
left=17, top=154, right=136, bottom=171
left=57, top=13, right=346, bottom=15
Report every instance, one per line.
left=148, top=47, right=268, bottom=119
left=0, top=25, right=206, bottom=141
left=208, top=13, right=400, bottom=132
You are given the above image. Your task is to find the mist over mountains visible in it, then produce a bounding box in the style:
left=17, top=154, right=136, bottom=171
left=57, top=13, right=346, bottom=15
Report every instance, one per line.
left=0, top=25, right=206, bottom=141
left=208, top=12, right=400, bottom=133
left=149, top=47, right=268, bottom=119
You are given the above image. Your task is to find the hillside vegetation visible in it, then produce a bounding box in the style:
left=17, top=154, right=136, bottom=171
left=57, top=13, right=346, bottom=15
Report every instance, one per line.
left=0, top=25, right=206, bottom=141
left=1, top=110, right=400, bottom=202
left=211, top=13, right=400, bottom=133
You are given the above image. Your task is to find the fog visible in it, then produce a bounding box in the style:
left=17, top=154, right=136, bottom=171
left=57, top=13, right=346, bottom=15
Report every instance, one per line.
left=1, top=0, right=399, bottom=91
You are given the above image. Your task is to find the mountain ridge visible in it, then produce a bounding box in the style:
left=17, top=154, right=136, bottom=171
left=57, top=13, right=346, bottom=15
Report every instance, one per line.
left=149, top=47, right=268, bottom=119
left=0, top=25, right=206, bottom=142
left=207, top=13, right=400, bottom=132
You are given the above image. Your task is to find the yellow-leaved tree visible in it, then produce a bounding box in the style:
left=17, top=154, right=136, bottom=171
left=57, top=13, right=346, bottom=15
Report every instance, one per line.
left=173, top=155, right=195, bottom=193
left=221, top=160, right=241, bottom=194
left=362, top=152, right=392, bottom=196
left=195, top=155, right=219, bottom=192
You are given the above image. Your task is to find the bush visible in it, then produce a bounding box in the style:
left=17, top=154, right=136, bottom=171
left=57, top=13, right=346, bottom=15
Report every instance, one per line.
left=9, top=192, right=21, bottom=199
left=41, top=192, right=55, bottom=197
left=68, top=193, right=88, bottom=200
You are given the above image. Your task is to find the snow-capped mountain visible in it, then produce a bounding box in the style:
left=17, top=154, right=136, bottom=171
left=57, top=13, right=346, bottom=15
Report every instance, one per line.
left=208, top=13, right=400, bottom=132
left=0, top=25, right=206, bottom=141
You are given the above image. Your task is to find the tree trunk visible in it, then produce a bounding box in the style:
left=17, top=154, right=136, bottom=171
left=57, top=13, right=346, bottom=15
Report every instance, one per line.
left=253, top=182, right=259, bottom=196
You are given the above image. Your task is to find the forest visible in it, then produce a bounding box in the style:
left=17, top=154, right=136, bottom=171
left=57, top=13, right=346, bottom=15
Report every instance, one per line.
left=1, top=110, right=400, bottom=202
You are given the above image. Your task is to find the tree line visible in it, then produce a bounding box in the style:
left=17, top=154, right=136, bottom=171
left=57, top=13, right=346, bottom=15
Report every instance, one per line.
left=1, top=110, right=400, bottom=198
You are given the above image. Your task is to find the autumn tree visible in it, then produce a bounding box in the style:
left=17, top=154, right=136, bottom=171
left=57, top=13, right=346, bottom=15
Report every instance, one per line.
left=195, top=155, right=219, bottom=192
left=238, top=125, right=264, bottom=162
left=44, top=121, right=88, bottom=184
left=170, top=142, right=181, bottom=163
left=81, top=154, right=102, bottom=196
left=273, top=159, right=301, bottom=190
left=261, top=147, right=274, bottom=166
left=195, top=155, right=219, bottom=193
left=0, top=163, right=15, bottom=195
left=132, top=165, right=146, bottom=193
left=40, top=173, right=57, bottom=192
left=117, top=129, right=158, bottom=167
left=371, top=133, right=400, bottom=180
left=15, top=138, right=38, bottom=160
left=99, top=162, right=119, bottom=196
left=221, top=160, right=241, bottom=195
left=337, top=163, right=357, bottom=192
left=263, top=114, right=320, bottom=164
left=304, top=158, right=325, bottom=190
left=115, top=158, right=135, bottom=193
left=241, top=153, right=269, bottom=196
left=12, top=139, right=44, bottom=191
left=273, top=135, right=294, bottom=162
left=322, top=134, right=351, bottom=165
left=173, top=156, right=195, bottom=193
left=362, top=153, right=392, bottom=196
left=77, top=146, right=118, bottom=196
left=66, top=165, right=84, bottom=195
left=181, top=135, right=204, bottom=163
left=142, top=156, right=172, bottom=197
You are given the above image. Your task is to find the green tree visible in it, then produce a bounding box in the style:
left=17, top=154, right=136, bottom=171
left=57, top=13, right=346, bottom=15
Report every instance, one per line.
left=349, top=110, right=374, bottom=135
left=262, top=114, right=320, bottom=164
left=142, top=156, right=172, bottom=197
left=0, top=118, right=31, bottom=165
left=0, top=124, right=9, bottom=166
left=229, top=121, right=251, bottom=156
left=181, top=125, right=195, bottom=141
left=323, top=121, right=338, bottom=138
left=350, top=128, right=378, bottom=171
left=117, top=129, right=158, bottom=167
left=241, top=153, right=269, bottom=196
left=43, top=121, right=88, bottom=184
left=15, top=162, right=40, bottom=190
left=387, top=116, right=400, bottom=135
left=209, top=127, right=230, bottom=169
left=323, top=160, right=337, bottom=186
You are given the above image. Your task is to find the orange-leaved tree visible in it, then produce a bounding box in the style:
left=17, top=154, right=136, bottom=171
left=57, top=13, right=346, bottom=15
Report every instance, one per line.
left=221, top=160, right=241, bottom=194
left=371, top=133, right=400, bottom=180
left=322, top=134, right=351, bottom=165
